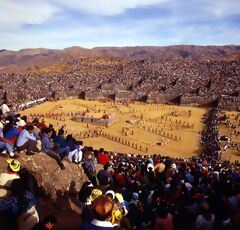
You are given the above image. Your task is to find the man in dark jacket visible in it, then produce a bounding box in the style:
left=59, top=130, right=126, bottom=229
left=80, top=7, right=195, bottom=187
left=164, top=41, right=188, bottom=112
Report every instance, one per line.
left=41, top=128, right=65, bottom=170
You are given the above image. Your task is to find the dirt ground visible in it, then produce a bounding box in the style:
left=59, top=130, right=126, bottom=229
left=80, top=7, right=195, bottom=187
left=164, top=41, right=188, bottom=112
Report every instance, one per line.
left=21, top=99, right=208, bottom=159
left=219, top=111, right=240, bottom=162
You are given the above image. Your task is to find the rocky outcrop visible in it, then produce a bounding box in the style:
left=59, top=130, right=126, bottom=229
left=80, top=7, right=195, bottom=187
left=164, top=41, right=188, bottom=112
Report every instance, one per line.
left=0, top=152, right=88, bottom=212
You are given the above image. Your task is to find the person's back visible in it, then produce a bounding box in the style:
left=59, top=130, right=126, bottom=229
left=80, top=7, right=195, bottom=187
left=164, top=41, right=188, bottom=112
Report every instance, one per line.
left=195, top=203, right=215, bottom=230
left=41, top=132, right=53, bottom=152
left=97, top=149, right=109, bottom=166
left=80, top=195, right=120, bottom=230
left=195, top=213, right=215, bottom=230
left=97, top=164, right=113, bottom=185
left=154, top=213, right=173, bottom=230
left=53, top=135, right=67, bottom=148
left=4, top=127, right=20, bottom=144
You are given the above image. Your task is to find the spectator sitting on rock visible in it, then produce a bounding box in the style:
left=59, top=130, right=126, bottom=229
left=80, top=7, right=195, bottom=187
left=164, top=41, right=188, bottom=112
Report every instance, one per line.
left=53, top=128, right=70, bottom=160
left=11, top=119, right=27, bottom=145
left=3, top=116, right=20, bottom=147
left=16, top=125, right=38, bottom=156
left=65, top=134, right=82, bottom=164
left=41, top=128, right=65, bottom=170
left=0, top=121, right=15, bottom=158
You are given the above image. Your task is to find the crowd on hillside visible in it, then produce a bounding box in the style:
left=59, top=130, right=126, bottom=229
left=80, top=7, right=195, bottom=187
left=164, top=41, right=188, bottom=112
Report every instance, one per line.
left=0, top=101, right=240, bottom=230
left=0, top=58, right=239, bottom=110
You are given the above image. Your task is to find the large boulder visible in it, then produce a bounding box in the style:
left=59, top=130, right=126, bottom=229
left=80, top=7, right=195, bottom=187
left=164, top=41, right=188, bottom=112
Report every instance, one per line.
left=0, top=152, right=88, bottom=212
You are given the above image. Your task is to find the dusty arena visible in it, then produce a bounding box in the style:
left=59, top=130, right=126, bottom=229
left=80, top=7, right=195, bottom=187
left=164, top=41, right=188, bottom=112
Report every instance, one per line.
left=20, top=98, right=208, bottom=158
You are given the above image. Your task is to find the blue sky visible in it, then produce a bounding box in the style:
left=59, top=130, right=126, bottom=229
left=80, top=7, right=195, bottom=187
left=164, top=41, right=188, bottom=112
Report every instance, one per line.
left=0, top=0, right=240, bottom=50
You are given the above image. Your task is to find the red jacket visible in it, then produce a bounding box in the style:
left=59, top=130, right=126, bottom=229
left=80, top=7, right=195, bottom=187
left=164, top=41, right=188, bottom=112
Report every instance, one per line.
left=97, top=152, right=109, bottom=165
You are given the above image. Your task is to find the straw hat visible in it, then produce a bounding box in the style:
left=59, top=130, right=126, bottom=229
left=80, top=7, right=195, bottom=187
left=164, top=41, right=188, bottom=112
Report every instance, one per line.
left=90, top=189, right=102, bottom=201
left=7, top=159, right=21, bottom=172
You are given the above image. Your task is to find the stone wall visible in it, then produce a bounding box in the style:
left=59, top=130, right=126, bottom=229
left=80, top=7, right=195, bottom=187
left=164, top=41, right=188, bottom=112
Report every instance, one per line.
left=147, top=93, right=180, bottom=103
left=84, top=91, right=105, bottom=100
left=114, top=91, right=136, bottom=101
left=180, top=95, right=218, bottom=106
left=72, top=115, right=116, bottom=127
left=54, top=90, right=79, bottom=99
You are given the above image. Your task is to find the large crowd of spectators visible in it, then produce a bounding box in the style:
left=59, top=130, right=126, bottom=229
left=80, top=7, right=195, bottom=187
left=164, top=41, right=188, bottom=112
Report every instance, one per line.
left=0, top=57, right=239, bottom=229
left=0, top=101, right=240, bottom=230
left=201, top=108, right=222, bottom=162
left=0, top=58, right=239, bottom=110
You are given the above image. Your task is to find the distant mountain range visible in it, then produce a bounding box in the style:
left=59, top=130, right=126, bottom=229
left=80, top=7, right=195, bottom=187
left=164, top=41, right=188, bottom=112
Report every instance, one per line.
left=0, top=45, right=240, bottom=72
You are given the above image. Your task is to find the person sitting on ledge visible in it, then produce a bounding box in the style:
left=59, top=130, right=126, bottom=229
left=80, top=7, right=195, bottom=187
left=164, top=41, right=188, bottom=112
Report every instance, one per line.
left=16, top=125, right=39, bottom=156
left=53, top=128, right=70, bottom=160
left=41, top=128, right=65, bottom=170
left=0, top=121, right=16, bottom=158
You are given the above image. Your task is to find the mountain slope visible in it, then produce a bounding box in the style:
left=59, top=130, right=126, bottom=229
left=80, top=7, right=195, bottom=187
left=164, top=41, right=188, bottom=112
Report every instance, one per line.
left=0, top=45, right=240, bottom=72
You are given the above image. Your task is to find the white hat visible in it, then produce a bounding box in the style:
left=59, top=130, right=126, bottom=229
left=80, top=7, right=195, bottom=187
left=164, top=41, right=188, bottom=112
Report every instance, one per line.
left=16, top=119, right=26, bottom=127
left=105, top=190, right=116, bottom=199
left=147, top=163, right=154, bottom=172
left=171, top=163, right=177, bottom=170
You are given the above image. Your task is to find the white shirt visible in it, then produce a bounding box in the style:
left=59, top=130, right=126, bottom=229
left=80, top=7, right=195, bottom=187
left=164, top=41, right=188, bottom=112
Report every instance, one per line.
left=1, top=104, right=10, bottom=114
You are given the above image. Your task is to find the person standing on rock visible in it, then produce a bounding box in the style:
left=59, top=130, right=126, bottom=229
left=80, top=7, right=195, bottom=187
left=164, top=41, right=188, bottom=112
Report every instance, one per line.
left=83, top=149, right=97, bottom=186
left=41, top=128, right=65, bottom=170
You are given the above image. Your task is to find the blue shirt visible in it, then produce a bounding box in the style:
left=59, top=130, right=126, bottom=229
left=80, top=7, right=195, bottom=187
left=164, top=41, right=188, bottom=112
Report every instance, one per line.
left=41, top=133, right=54, bottom=152
left=53, top=135, right=67, bottom=148
left=16, top=129, right=36, bottom=147
left=4, top=127, right=20, bottom=141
